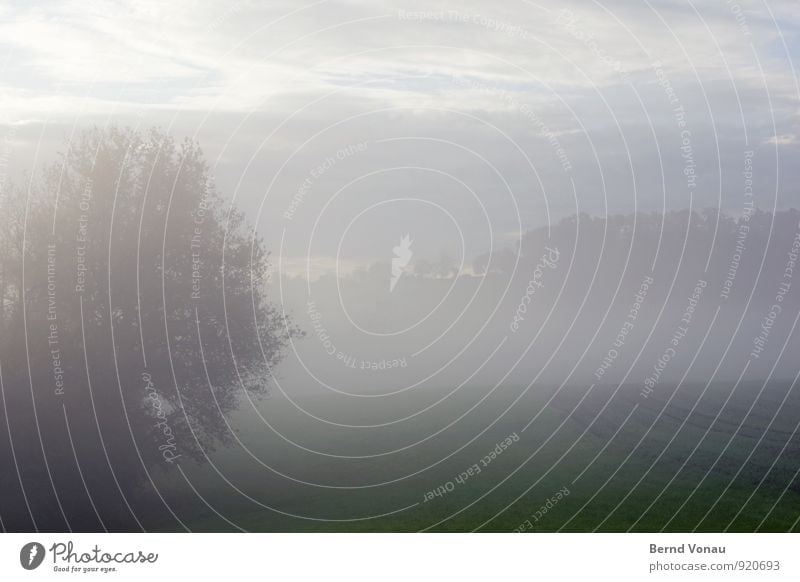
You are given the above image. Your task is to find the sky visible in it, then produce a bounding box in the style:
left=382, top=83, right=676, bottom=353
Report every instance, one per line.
left=1, top=0, right=798, bottom=273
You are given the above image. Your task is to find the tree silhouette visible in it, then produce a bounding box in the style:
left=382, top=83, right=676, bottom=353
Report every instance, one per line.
left=0, top=126, right=300, bottom=531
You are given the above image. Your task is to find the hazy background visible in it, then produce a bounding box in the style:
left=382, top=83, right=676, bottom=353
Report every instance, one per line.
left=1, top=0, right=799, bottom=532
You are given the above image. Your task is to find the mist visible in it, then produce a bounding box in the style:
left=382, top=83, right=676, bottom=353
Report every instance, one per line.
left=1, top=0, right=799, bottom=533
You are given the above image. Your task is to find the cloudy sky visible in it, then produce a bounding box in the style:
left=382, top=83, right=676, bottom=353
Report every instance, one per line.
left=1, top=0, right=798, bottom=273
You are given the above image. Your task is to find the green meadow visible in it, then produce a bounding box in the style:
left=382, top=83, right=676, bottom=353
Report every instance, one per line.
left=156, top=379, right=800, bottom=532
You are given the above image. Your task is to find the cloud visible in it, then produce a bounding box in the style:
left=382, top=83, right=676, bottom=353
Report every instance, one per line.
left=0, top=0, right=795, bottom=114
left=0, top=0, right=797, bottom=257
left=767, top=133, right=799, bottom=145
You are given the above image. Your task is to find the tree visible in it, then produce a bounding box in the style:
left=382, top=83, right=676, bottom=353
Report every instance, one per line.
left=0, top=126, right=300, bottom=531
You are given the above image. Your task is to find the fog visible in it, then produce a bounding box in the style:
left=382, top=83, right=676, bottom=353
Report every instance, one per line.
left=0, top=0, right=799, bottom=532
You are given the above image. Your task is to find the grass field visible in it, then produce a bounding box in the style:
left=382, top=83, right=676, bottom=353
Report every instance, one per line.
left=153, top=379, right=800, bottom=532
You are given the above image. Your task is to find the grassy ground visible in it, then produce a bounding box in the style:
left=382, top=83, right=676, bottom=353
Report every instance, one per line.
left=153, top=380, right=800, bottom=532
